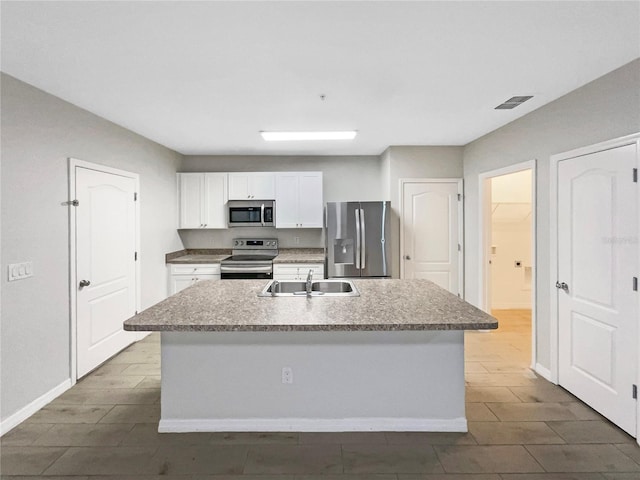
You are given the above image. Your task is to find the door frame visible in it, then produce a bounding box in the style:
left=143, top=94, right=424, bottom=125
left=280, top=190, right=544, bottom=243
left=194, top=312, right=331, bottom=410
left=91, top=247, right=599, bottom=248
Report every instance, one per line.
left=399, top=178, right=464, bottom=297
left=68, top=158, right=142, bottom=385
left=478, top=160, right=537, bottom=370
left=549, top=133, right=640, bottom=443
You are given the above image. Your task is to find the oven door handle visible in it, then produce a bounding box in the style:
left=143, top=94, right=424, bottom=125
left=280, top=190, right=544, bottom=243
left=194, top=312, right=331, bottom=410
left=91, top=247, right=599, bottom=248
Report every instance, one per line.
left=261, top=203, right=265, bottom=226
left=220, top=265, right=273, bottom=273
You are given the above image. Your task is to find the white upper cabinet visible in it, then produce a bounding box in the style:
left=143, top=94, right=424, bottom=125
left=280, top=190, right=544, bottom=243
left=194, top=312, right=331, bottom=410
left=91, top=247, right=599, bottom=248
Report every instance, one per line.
left=228, top=172, right=275, bottom=200
left=178, top=173, right=227, bottom=229
left=275, top=172, right=323, bottom=228
left=179, top=173, right=204, bottom=228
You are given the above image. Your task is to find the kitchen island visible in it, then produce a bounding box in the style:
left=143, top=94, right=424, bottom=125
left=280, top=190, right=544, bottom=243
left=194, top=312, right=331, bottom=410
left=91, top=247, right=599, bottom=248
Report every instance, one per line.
left=124, top=279, right=497, bottom=433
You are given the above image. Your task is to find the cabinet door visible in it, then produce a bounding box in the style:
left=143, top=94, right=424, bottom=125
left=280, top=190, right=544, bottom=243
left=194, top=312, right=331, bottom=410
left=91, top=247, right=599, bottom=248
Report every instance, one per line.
left=203, top=173, right=227, bottom=228
left=250, top=173, right=275, bottom=199
left=170, top=274, right=219, bottom=295
left=275, top=173, right=299, bottom=228
left=228, top=174, right=250, bottom=200
left=298, top=173, right=323, bottom=228
left=178, top=173, right=204, bottom=228
left=171, top=276, right=196, bottom=294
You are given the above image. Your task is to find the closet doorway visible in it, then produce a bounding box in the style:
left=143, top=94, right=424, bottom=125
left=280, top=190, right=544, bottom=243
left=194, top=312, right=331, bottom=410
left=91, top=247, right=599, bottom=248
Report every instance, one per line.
left=479, top=161, right=536, bottom=370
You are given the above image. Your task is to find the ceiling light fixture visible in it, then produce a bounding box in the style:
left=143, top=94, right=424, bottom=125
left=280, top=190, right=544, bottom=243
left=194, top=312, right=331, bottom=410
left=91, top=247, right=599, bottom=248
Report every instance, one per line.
left=260, top=131, right=357, bottom=141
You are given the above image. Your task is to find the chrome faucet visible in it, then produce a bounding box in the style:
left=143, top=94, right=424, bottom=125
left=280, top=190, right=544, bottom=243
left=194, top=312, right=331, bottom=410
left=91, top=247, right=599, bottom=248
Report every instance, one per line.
left=271, top=280, right=279, bottom=297
left=306, top=269, right=313, bottom=296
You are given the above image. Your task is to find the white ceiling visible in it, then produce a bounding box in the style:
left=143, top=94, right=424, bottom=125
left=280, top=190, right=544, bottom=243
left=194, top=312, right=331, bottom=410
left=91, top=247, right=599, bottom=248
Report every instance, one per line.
left=2, top=1, right=639, bottom=155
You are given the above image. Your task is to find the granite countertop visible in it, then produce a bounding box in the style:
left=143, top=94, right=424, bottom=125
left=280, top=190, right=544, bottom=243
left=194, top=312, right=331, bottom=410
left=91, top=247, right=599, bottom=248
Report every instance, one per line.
left=273, top=248, right=325, bottom=264
left=166, top=249, right=231, bottom=264
left=124, top=279, right=497, bottom=332
left=166, top=248, right=325, bottom=264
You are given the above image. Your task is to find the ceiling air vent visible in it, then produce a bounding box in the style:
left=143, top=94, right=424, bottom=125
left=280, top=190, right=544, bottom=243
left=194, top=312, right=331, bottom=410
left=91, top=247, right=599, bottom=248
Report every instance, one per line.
left=495, top=96, right=533, bottom=110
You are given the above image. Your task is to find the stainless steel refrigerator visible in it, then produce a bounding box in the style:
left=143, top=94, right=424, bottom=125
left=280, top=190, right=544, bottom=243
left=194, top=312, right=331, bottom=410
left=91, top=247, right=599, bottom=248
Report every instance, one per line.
left=325, top=201, right=391, bottom=278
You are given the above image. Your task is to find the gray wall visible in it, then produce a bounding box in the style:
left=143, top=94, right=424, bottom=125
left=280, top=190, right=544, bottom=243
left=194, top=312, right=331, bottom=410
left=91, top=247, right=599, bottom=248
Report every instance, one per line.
left=179, top=155, right=382, bottom=248
left=463, top=59, right=640, bottom=371
left=1, top=74, right=183, bottom=422
left=384, top=146, right=464, bottom=278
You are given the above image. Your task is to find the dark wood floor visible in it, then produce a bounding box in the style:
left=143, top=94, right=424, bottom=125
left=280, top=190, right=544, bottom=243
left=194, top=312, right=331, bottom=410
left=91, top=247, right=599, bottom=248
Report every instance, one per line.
left=1, top=308, right=639, bottom=478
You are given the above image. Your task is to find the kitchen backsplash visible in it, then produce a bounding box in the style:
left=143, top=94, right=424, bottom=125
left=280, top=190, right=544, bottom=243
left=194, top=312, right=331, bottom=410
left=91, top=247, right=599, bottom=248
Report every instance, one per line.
left=178, top=227, right=324, bottom=249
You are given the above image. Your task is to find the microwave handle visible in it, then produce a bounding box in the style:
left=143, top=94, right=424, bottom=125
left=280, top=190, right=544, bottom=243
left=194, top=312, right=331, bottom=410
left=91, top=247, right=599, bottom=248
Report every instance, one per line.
left=261, top=203, right=265, bottom=226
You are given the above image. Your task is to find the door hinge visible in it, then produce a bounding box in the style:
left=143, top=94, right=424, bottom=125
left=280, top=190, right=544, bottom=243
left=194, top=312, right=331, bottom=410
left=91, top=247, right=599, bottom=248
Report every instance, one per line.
left=633, top=384, right=637, bottom=399
left=633, top=168, right=638, bottom=183
left=61, top=199, right=79, bottom=207
left=134, top=192, right=138, bottom=201
left=134, top=251, right=138, bottom=261
left=458, top=244, right=461, bottom=252
left=634, top=277, right=638, bottom=292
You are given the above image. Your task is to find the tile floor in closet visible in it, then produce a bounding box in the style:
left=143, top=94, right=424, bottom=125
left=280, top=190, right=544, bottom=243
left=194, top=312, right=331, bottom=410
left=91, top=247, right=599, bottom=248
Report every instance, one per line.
left=2, top=309, right=639, bottom=478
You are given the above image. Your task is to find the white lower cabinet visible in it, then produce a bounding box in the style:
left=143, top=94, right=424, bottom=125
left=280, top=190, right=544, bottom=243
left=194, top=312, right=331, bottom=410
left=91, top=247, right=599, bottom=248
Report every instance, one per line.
left=169, top=264, right=221, bottom=294
left=273, top=263, right=324, bottom=281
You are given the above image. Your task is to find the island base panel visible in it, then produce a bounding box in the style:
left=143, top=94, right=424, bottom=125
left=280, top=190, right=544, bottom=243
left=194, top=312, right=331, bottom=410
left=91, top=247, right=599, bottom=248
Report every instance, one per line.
left=159, top=330, right=466, bottom=432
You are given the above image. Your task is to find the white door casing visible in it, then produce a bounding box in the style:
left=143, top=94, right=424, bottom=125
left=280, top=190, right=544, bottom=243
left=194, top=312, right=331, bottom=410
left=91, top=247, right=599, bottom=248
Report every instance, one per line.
left=556, top=143, right=638, bottom=436
left=400, top=179, right=463, bottom=296
left=71, top=160, right=140, bottom=379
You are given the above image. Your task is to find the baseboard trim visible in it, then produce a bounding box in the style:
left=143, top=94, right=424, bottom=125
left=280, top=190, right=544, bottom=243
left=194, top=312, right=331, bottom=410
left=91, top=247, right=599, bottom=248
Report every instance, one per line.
left=535, top=363, right=553, bottom=382
left=158, top=417, right=468, bottom=433
left=0, top=379, right=71, bottom=436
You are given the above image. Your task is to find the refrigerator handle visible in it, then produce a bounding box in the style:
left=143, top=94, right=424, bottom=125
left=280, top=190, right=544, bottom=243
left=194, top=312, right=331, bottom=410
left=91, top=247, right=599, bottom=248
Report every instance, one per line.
left=360, top=208, right=366, bottom=269
left=355, top=208, right=361, bottom=269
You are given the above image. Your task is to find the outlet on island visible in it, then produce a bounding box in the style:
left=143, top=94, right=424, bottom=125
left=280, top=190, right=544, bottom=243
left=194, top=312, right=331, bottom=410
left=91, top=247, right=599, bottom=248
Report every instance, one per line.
left=281, top=366, right=293, bottom=384
left=294, top=236, right=300, bottom=245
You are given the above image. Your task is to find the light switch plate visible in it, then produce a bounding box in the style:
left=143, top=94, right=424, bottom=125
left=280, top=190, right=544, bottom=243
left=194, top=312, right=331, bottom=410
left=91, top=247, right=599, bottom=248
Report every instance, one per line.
left=8, top=262, right=34, bottom=281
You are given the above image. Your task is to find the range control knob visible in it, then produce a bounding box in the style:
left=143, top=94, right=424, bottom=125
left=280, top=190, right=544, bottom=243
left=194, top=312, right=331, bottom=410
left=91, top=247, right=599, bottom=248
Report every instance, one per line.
left=234, top=240, right=239, bottom=246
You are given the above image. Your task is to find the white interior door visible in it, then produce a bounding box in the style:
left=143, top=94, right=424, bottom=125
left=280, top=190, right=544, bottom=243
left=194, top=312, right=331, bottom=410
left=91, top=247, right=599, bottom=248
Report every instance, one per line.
left=402, top=181, right=462, bottom=295
left=557, top=144, right=638, bottom=435
left=76, top=166, right=138, bottom=378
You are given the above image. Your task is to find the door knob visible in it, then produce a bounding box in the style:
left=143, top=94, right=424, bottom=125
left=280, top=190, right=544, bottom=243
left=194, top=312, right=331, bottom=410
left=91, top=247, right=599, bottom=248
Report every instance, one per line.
left=79, top=279, right=91, bottom=288
left=404, top=255, right=411, bottom=260
left=555, top=281, right=569, bottom=291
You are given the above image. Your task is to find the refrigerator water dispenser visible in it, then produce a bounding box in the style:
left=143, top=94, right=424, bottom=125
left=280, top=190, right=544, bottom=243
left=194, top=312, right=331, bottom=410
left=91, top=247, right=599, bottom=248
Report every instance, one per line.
left=333, top=238, right=354, bottom=265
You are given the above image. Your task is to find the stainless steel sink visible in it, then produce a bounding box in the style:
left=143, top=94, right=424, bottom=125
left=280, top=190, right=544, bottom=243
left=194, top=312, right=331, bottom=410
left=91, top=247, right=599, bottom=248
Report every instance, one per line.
left=258, top=279, right=360, bottom=297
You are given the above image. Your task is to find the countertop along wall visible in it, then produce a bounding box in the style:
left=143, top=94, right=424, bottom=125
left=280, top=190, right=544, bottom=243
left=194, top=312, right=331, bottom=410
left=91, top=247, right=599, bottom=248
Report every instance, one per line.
left=1, top=74, right=183, bottom=427
left=463, top=58, right=640, bottom=373
left=178, top=155, right=383, bottom=249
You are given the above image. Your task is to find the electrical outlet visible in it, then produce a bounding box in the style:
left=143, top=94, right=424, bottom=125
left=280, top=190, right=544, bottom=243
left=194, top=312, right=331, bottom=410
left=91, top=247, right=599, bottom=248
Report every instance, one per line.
left=282, top=367, right=293, bottom=384
left=294, top=236, right=300, bottom=245
left=8, top=261, right=34, bottom=281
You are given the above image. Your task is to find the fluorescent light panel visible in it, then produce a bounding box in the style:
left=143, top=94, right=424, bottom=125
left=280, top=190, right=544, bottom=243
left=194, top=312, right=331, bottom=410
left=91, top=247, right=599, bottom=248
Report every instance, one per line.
left=261, top=131, right=357, bottom=141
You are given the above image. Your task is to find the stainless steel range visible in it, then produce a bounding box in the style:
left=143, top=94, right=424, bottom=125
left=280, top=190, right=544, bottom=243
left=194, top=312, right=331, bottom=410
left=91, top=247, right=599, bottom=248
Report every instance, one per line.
left=220, top=238, right=278, bottom=279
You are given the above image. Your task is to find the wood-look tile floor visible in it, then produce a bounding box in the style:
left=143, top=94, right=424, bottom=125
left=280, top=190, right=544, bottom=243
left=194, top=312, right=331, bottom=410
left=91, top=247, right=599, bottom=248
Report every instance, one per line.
left=2, top=308, right=639, bottom=478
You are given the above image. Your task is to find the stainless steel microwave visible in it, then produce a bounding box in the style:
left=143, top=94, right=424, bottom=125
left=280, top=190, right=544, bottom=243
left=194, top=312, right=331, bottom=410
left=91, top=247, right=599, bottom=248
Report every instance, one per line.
left=228, top=201, right=275, bottom=227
